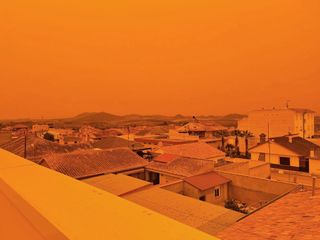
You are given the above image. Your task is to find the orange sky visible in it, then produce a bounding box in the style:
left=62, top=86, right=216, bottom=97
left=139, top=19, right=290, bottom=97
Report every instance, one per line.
left=1, top=0, right=320, bottom=119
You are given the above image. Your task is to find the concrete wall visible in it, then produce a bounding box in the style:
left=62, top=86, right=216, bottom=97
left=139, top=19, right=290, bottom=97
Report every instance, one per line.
left=218, top=171, right=296, bottom=206
left=161, top=180, right=228, bottom=205
left=238, top=109, right=314, bottom=138
left=216, top=159, right=271, bottom=179
left=160, top=180, right=184, bottom=194
left=159, top=174, right=181, bottom=185
left=249, top=162, right=271, bottom=178
left=216, top=162, right=249, bottom=175
left=309, top=159, right=320, bottom=176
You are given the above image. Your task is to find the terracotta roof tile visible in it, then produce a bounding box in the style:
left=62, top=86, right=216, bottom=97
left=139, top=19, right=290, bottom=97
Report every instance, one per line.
left=0, top=136, right=92, bottom=161
left=217, top=189, right=320, bottom=240
left=41, top=148, right=148, bottom=179
left=147, top=156, right=214, bottom=177
left=184, top=171, right=230, bottom=191
left=92, top=136, right=145, bottom=150
left=153, top=154, right=180, bottom=163
left=160, top=142, right=225, bottom=159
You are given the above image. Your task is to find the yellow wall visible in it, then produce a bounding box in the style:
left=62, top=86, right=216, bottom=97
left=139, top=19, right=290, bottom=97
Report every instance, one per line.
left=250, top=142, right=301, bottom=167
left=183, top=182, right=228, bottom=205
left=238, top=109, right=315, bottom=138
left=309, top=159, right=320, bottom=176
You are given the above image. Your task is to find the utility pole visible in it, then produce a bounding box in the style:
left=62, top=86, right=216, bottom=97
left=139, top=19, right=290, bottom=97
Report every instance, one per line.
left=24, top=129, right=27, bottom=159
left=127, top=126, right=130, bottom=149
left=268, top=121, right=271, bottom=164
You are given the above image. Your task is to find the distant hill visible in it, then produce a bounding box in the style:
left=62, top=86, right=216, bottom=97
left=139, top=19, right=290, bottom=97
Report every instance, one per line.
left=68, top=112, right=121, bottom=123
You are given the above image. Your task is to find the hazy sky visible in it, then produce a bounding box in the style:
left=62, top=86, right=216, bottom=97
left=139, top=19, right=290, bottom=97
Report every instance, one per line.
left=1, top=0, right=320, bottom=119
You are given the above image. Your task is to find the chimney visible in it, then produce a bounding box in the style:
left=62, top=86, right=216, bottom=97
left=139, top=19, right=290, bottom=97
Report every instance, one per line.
left=310, top=150, right=315, bottom=159
left=289, top=136, right=293, bottom=143
left=259, top=133, right=266, bottom=144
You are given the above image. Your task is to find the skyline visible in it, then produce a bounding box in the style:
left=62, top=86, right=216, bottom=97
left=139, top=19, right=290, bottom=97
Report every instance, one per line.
left=2, top=0, right=320, bottom=119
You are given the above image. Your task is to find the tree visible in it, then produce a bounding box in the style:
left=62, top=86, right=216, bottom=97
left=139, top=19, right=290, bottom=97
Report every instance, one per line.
left=243, top=130, right=252, bottom=159
left=225, top=144, right=235, bottom=157
left=43, top=132, right=55, bottom=142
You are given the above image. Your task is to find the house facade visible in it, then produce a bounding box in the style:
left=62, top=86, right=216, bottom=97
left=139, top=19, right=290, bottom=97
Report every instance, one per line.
left=183, top=171, right=230, bottom=205
left=249, top=136, right=320, bottom=174
left=238, top=108, right=315, bottom=138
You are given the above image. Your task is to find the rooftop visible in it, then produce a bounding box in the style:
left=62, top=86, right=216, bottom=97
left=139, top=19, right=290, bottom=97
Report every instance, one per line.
left=177, top=122, right=227, bottom=133
left=41, top=148, right=148, bottom=179
left=184, top=171, right=231, bottom=191
left=250, top=136, right=320, bottom=158
left=153, top=153, right=181, bottom=163
left=124, top=187, right=244, bottom=236
left=0, top=135, right=92, bottom=161
left=0, top=149, right=218, bottom=240
left=0, top=179, right=68, bottom=240
left=82, top=174, right=151, bottom=196
left=217, top=189, right=320, bottom=240
left=92, top=136, right=145, bottom=150
left=159, top=142, right=225, bottom=159
left=147, top=156, right=214, bottom=177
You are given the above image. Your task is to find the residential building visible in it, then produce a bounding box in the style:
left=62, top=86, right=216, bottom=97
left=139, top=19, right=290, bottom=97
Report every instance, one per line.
left=32, top=124, right=49, bottom=134
left=156, top=142, right=226, bottom=161
left=177, top=121, right=227, bottom=138
left=250, top=135, right=320, bottom=174
left=184, top=171, right=230, bottom=205
left=0, top=135, right=91, bottom=162
left=238, top=108, right=315, bottom=138
left=40, top=148, right=148, bottom=179
left=217, top=189, right=320, bottom=240
left=0, top=149, right=217, bottom=240
left=146, top=154, right=215, bottom=184
left=123, top=187, right=244, bottom=236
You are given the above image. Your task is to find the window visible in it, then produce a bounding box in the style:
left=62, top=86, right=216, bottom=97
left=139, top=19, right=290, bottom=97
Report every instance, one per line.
left=280, top=157, right=290, bottom=166
left=258, top=153, right=266, bottom=161
left=214, top=187, right=221, bottom=197
left=199, top=195, right=206, bottom=201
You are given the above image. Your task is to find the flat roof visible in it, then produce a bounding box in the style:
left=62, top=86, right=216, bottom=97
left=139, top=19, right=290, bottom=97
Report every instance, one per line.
left=0, top=179, right=68, bottom=240
left=124, top=187, right=244, bottom=236
left=0, top=149, right=218, bottom=240
left=82, top=174, right=151, bottom=196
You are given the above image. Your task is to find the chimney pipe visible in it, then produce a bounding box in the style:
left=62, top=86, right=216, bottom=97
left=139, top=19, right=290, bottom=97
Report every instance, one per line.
left=289, top=136, right=293, bottom=143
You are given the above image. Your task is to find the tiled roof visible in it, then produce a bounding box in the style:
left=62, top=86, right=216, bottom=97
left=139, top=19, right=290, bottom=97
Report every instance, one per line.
left=160, top=142, right=225, bottom=159
left=41, top=148, right=148, bottom=179
left=92, top=136, right=145, bottom=150
left=217, top=189, right=320, bottom=240
left=147, top=156, right=214, bottom=177
left=184, top=171, right=230, bottom=191
left=0, top=149, right=217, bottom=240
left=0, top=135, right=92, bottom=161
left=82, top=174, right=151, bottom=196
left=124, top=187, right=244, bottom=236
left=154, top=154, right=180, bottom=163
left=272, top=136, right=320, bottom=157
